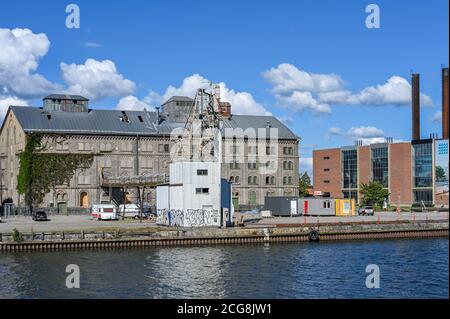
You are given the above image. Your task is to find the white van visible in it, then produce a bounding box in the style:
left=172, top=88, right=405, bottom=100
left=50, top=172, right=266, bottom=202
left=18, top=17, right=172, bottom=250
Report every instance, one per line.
left=91, top=204, right=118, bottom=221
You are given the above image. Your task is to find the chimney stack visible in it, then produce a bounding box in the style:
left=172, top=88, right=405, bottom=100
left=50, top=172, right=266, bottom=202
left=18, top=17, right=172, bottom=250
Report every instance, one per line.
left=412, top=73, right=421, bottom=140
left=442, top=67, right=449, bottom=139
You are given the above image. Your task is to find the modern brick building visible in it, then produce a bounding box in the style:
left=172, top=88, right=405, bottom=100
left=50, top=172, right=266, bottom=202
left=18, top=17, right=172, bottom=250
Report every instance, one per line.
left=0, top=94, right=299, bottom=212
left=313, top=68, right=449, bottom=208
left=313, top=138, right=449, bottom=207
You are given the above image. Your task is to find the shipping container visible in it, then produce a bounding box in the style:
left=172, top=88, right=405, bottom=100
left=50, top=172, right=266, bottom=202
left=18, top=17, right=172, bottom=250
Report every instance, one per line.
left=264, top=196, right=299, bottom=216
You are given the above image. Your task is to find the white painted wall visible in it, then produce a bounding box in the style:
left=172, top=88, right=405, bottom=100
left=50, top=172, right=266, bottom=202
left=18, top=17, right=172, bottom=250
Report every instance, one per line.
left=157, top=161, right=222, bottom=227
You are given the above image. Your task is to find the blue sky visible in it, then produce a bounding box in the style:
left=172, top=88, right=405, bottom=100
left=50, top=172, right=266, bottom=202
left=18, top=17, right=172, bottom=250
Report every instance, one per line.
left=1, top=0, right=448, bottom=176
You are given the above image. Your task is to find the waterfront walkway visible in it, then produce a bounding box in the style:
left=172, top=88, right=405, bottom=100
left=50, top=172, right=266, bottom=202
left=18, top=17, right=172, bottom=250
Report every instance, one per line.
left=0, top=211, right=448, bottom=233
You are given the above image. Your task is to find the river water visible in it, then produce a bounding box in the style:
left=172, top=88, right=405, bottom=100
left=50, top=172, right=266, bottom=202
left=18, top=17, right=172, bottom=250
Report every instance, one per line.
left=0, top=238, right=448, bottom=299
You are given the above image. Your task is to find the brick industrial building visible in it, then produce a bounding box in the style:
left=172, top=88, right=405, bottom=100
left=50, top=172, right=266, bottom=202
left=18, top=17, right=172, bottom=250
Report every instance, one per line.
left=314, top=68, right=449, bottom=207
left=0, top=95, right=299, bottom=211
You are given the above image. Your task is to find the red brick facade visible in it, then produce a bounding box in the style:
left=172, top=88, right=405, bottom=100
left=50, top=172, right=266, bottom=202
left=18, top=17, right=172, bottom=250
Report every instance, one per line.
left=313, top=142, right=417, bottom=205
left=313, top=148, right=341, bottom=198
left=388, top=142, right=413, bottom=205
left=358, top=146, right=371, bottom=186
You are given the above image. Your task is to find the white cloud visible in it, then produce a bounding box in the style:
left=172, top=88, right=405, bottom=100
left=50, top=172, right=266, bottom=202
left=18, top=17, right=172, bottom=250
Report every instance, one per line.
left=263, top=63, right=434, bottom=115
left=116, top=95, right=154, bottom=111
left=432, top=111, right=442, bottom=124
left=328, top=127, right=342, bottom=135
left=347, top=126, right=385, bottom=138
left=325, top=125, right=398, bottom=145
left=274, top=91, right=331, bottom=114
left=60, top=58, right=136, bottom=101
left=299, top=157, right=313, bottom=176
left=263, top=63, right=344, bottom=94
left=319, top=76, right=434, bottom=107
left=0, top=28, right=60, bottom=98
left=0, top=94, right=28, bottom=119
left=152, top=74, right=271, bottom=116
left=84, top=42, right=102, bottom=48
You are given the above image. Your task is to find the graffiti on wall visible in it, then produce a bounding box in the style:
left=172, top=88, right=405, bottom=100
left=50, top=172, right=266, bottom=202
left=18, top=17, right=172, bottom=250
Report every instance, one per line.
left=156, top=209, right=220, bottom=227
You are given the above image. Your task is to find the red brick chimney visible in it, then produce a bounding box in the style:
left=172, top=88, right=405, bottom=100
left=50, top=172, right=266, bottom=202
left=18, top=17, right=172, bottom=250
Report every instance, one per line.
left=219, top=102, right=231, bottom=118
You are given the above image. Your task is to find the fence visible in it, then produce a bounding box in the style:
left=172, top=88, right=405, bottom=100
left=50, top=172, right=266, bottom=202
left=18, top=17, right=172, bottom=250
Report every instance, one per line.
left=1, top=205, right=89, bottom=218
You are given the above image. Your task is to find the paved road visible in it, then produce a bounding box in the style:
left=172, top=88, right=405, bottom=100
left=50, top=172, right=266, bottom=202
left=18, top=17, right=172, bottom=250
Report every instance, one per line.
left=0, top=214, right=159, bottom=233
left=0, top=211, right=448, bottom=233
left=243, top=211, right=449, bottom=226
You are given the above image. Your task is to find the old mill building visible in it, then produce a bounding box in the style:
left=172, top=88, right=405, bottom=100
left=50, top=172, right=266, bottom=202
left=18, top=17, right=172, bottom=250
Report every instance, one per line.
left=0, top=94, right=300, bottom=212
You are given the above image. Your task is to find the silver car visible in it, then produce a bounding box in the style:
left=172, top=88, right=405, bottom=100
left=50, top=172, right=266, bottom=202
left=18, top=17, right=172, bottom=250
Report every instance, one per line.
left=359, top=206, right=375, bottom=216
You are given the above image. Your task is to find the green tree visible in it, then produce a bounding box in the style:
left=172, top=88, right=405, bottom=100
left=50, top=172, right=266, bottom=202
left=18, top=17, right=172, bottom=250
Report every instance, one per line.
left=360, top=181, right=390, bottom=208
left=435, top=166, right=446, bottom=181
left=17, top=133, right=94, bottom=211
left=299, top=172, right=311, bottom=197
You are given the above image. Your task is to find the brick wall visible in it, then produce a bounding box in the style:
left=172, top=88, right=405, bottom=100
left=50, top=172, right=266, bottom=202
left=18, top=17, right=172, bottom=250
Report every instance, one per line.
left=313, top=148, right=341, bottom=198
left=389, top=142, right=412, bottom=205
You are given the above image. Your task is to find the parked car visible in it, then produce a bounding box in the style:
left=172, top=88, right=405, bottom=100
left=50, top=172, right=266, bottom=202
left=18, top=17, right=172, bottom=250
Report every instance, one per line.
left=90, top=204, right=118, bottom=221
left=358, top=206, right=375, bottom=216
left=32, top=210, right=48, bottom=221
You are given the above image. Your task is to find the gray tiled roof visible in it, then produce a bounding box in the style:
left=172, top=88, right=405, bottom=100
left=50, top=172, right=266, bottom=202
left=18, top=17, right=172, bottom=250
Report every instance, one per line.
left=8, top=105, right=298, bottom=140
left=161, top=96, right=194, bottom=105
left=43, top=94, right=89, bottom=101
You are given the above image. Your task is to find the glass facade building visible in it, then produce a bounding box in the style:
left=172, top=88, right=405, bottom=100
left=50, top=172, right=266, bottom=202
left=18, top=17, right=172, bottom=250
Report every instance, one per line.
left=342, top=149, right=358, bottom=202
left=372, top=146, right=389, bottom=188
left=412, top=141, right=433, bottom=204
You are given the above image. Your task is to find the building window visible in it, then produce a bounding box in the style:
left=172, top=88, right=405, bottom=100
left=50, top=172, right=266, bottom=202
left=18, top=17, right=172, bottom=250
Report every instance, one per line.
left=248, top=146, right=258, bottom=155
left=159, top=144, right=170, bottom=153
left=342, top=149, right=358, bottom=189
left=248, top=162, right=257, bottom=169
left=413, top=189, right=433, bottom=204
left=100, top=142, right=112, bottom=152
left=230, top=145, right=240, bottom=154
left=323, top=156, right=330, bottom=160
left=324, top=168, right=330, bottom=172
left=372, top=147, right=389, bottom=188
left=195, top=188, right=209, bottom=194
left=323, top=200, right=331, bottom=209
left=234, top=176, right=240, bottom=184
left=413, top=142, right=433, bottom=188
left=324, top=180, right=330, bottom=184
left=342, top=190, right=358, bottom=202
left=230, top=162, right=240, bottom=170
left=266, top=176, right=276, bottom=185
left=197, top=169, right=208, bottom=176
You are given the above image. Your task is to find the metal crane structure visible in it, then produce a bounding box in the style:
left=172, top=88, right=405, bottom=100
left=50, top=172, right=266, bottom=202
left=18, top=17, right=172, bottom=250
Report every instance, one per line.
left=175, top=84, right=223, bottom=163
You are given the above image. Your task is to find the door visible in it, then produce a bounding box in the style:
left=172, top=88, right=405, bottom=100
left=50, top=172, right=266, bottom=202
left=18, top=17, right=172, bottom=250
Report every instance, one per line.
left=290, top=200, right=297, bottom=215
left=58, top=202, right=68, bottom=215
left=232, top=197, right=239, bottom=212
left=80, top=192, right=89, bottom=208
left=249, top=191, right=257, bottom=206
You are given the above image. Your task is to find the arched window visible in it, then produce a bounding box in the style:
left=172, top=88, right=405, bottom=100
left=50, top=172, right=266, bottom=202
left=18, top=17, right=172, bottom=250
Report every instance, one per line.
left=80, top=192, right=89, bottom=208
left=270, top=176, right=275, bottom=185
left=283, top=176, right=287, bottom=185
left=230, top=176, right=234, bottom=183
left=288, top=176, right=293, bottom=184
left=248, top=176, right=252, bottom=184
left=266, top=176, right=270, bottom=185
left=235, top=176, right=240, bottom=184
